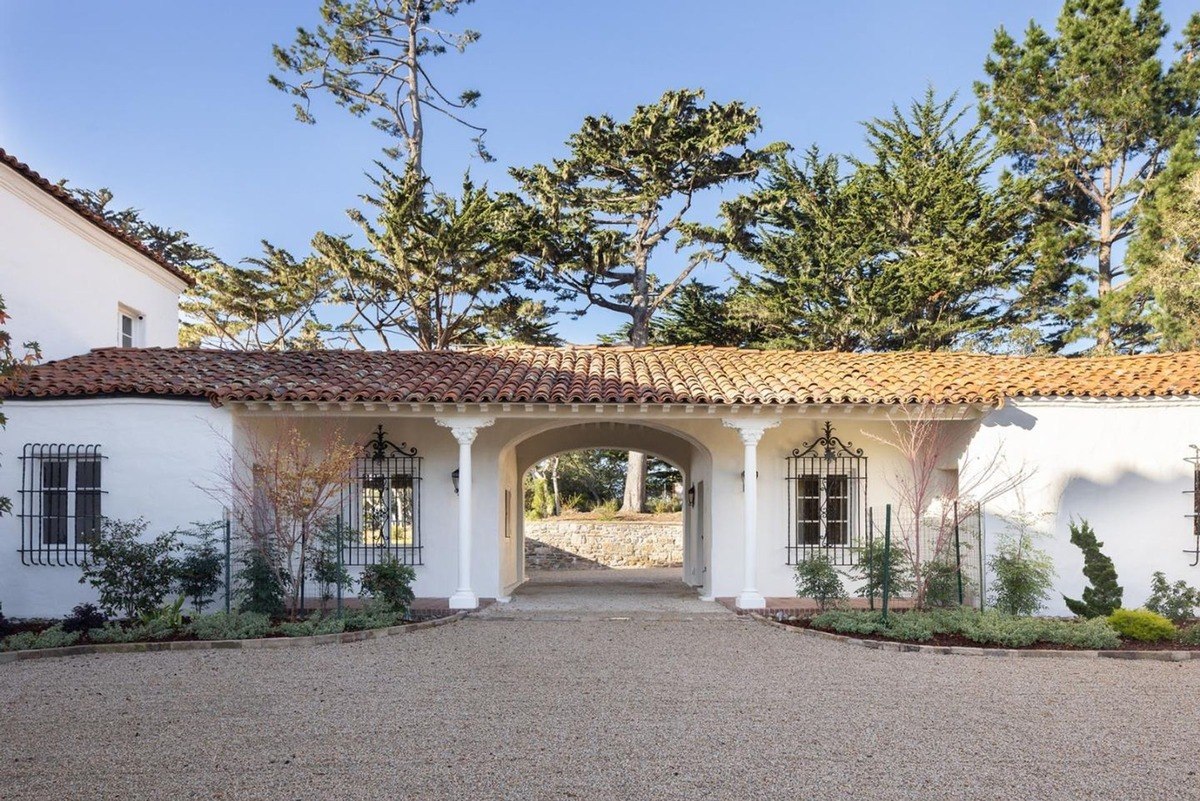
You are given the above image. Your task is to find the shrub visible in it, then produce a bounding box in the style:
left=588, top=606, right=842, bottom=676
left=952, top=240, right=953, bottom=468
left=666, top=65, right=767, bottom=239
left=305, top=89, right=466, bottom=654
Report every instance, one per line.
left=174, top=521, right=225, bottom=614
left=79, top=518, right=179, bottom=618
left=62, top=603, right=107, bottom=634
left=86, top=623, right=136, bottom=644
left=1145, top=571, right=1200, bottom=622
left=793, top=554, right=847, bottom=611
left=1063, top=519, right=1122, bottom=618
left=1, top=624, right=80, bottom=652
left=806, top=609, right=1122, bottom=649
left=359, top=555, right=416, bottom=615
left=810, top=610, right=885, bottom=637
left=237, top=548, right=288, bottom=618
left=649, top=495, right=682, bottom=514
left=851, top=538, right=914, bottom=604
left=273, top=613, right=347, bottom=637
left=1177, top=623, right=1200, bottom=645
left=0, top=603, right=9, bottom=639
left=591, top=498, right=619, bottom=520
left=527, top=477, right=553, bottom=519
left=922, top=559, right=966, bottom=608
left=1108, top=607, right=1177, bottom=642
left=988, top=533, right=1055, bottom=616
left=187, top=611, right=272, bottom=641
left=140, top=594, right=186, bottom=629
left=343, top=605, right=405, bottom=631
left=308, top=524, right=353, bottom=612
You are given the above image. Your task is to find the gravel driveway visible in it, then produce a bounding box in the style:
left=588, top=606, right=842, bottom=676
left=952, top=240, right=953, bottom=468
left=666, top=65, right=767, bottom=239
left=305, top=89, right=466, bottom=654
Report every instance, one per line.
left=2, top=570, right=1198, bottom=800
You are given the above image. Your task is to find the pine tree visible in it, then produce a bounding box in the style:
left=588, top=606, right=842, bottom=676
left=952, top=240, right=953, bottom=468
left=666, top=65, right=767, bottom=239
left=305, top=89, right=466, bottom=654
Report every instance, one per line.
left=1063, top=519, right=1123, bottom=618
left=512, top=88, right=782, bottom=511
left=271, top=0, right=487, bottom=172
left=724, top=91, right=1022, bottom=351
left=975, top=0, right=1200, bottom=352
left=313, top=170, right=541, bottom=349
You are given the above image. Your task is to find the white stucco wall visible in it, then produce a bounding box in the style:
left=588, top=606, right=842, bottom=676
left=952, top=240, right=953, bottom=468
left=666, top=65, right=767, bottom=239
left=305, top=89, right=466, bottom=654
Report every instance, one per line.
left=969, top=399, right=1200, bottom=615
left=0, top=162, right=186, bottom=361
left=0, top=399, right=232, bottom=617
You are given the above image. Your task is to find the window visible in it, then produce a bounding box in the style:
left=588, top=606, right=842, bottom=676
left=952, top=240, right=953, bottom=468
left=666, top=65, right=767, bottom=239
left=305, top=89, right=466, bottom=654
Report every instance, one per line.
left=786, top=422, right=866, bottom=565
left=19, top=444, right=105, bottom=566
left=340, top=425, right=422, bottom=566
left=118, top=306, right=143, bottom=348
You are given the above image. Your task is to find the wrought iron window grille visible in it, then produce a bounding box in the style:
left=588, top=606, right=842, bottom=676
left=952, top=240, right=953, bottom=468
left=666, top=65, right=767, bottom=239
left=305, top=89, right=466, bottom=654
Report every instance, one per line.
left=786, top=422, right=867, bottom=566
left=339, top=425, right=422, bottom=566
left=18, top=443, right=106, bottom=566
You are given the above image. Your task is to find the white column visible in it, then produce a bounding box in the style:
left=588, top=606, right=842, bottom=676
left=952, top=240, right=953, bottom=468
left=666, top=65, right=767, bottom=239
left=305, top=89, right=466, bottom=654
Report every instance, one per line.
left=724, top=418, right=780, bottom=609
left=436, top=416, right=495, bottom=609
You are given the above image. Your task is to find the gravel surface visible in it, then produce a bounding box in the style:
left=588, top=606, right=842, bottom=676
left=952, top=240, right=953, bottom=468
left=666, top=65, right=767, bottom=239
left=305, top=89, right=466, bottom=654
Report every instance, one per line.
left=2, top=571, right=1199, bottom=800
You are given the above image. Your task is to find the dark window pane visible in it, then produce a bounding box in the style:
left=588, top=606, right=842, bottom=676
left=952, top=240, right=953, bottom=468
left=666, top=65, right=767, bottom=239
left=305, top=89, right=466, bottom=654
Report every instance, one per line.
left=41, top=460, right=68, bottom=545
left=826, top=474, right=848, bottom=545
left=799, top=475, right=821, bottom=545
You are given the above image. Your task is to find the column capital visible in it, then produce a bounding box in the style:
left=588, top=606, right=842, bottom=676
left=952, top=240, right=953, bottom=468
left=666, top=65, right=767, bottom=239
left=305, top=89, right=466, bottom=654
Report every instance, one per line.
left=435, top=416, right=495, bottom=445
left=722, top=417, right=781, bottom=446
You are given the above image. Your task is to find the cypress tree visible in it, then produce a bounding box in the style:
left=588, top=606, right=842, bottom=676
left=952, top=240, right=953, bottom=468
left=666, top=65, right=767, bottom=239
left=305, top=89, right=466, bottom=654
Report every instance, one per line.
left=1063, top=519, right=1123, bottom=617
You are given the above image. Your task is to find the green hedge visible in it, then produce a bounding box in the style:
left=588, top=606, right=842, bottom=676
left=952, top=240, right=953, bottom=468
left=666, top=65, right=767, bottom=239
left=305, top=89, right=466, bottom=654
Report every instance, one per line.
left=808, top=608, right=1122, bottom=650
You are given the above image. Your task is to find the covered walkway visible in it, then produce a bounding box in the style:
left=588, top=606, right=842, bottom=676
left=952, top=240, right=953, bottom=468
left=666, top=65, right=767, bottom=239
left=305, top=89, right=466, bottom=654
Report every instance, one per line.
left=482, top=568, right=731, bottom=620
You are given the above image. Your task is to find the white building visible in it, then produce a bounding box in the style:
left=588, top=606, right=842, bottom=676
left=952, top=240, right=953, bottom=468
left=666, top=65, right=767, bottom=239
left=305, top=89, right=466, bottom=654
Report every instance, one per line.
left=0, top=148, right=190, bottom=361
left=2, top=344, right=1199, bottom=618
left=2, top=147, right=1198, bottom=620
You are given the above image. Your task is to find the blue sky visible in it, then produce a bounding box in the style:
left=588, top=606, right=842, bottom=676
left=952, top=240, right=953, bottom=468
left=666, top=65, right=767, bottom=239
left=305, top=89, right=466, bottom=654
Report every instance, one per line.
left=2, top=1, right=1197, bottom=344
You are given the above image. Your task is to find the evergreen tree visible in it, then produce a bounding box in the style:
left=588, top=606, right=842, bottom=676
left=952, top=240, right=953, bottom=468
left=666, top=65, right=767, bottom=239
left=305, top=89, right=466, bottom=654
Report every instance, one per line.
left=650, top=281, right=755, bottom=347
left=180, top=243, right=336, bottom=350
left=512, top=88, right=782, bottom=510
left=313, top=170, right=542, bottom=349
left=61, top=184, right=218, bottom=273
left=1128, top=143, right=1200, bottom=349
left=975, top=0, right=1200, bottom=352
left=1062, top=519, right=1123, bottom=618
left=271, top=0, right=487, bottom=172
left=725, top=91, right=1022, bottom=351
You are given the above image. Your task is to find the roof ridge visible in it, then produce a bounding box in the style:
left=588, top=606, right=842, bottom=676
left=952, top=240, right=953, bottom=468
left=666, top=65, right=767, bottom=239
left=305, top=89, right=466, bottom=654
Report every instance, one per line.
left=1, top=147, right=195, bottom=287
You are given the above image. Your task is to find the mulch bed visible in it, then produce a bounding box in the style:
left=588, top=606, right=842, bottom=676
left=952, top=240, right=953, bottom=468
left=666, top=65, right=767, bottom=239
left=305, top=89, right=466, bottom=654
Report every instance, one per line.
left=780, top=617, right=1200, bottom=651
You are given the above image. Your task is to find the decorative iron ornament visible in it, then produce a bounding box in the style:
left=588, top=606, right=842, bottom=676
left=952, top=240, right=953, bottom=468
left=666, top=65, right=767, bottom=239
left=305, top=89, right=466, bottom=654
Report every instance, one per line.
left=786, top=422, right=867, bottom=566
left=792, top=421, right=865, bottom=462
left=364, top=424, right=419, bottom=462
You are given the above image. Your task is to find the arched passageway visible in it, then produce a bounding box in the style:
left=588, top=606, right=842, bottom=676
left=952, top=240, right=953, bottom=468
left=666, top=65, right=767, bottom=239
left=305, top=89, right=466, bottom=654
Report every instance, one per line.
left=495, top=421, right=714, bottom=604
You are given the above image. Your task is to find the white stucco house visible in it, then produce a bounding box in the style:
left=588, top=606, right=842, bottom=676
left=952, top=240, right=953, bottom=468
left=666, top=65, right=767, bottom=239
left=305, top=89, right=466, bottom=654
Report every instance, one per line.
left=3, top=343, right=1200, bottom=618
left=0, top=148, right=191, bottom=360
left=2, top=147, right=1199, bottom=620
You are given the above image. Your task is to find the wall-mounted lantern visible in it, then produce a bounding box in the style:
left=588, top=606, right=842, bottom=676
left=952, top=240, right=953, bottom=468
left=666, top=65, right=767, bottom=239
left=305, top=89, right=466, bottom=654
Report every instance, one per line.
left=687, top=485, right=696, bottom=508
left=451, top=468, right=460, bottom=494
left=739, top=470, right=759, bottom=491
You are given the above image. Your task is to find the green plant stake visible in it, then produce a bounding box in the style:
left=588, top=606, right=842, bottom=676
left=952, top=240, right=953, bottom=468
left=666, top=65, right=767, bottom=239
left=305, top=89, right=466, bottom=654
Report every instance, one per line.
left=881, top=504, right=892, bottom=625
left=954, top=500, right=964, bottom=606
left=336, top=514, right=344, bottom=620
left=223, top=514, right=232, bottom=615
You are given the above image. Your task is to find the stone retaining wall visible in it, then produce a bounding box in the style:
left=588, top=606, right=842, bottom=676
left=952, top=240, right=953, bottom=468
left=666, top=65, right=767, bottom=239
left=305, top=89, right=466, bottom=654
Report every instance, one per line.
left=524, top=519, right=683, bottom=569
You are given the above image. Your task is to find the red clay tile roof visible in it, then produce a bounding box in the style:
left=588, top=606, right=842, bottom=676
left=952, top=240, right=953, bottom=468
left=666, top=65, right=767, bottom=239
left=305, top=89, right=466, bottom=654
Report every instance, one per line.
left=1, top=148, right=195, bottom=286
left=7, top=346, right=1200, bottom=407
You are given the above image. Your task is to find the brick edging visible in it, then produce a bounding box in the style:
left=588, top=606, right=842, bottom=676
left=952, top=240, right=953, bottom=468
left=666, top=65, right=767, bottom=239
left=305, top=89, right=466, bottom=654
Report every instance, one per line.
left=750, top=613, right=1200, bottom=662
left=0, top=611, right=468, bottom=665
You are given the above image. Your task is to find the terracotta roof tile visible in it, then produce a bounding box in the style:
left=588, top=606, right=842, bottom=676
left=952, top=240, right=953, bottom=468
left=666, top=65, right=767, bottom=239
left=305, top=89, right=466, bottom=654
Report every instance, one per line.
left=7, top=346, right=1200, bottom=407
left=1, top=148, right=195, bottom=286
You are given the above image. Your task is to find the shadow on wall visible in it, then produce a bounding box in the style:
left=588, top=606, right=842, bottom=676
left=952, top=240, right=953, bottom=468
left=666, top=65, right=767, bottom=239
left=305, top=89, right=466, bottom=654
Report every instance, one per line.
left=1054, top=470, right=1195, bottom=611
left=525, top=538, right=613, bottom=571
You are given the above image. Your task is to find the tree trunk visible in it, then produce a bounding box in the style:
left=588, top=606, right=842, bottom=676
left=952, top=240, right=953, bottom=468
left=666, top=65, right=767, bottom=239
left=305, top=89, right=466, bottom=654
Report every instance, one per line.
left=621, top=312, right=652, bottom=513
left=1096, top=200, right=1113, bottom=352
left=550, top=456, right=561, bottom=516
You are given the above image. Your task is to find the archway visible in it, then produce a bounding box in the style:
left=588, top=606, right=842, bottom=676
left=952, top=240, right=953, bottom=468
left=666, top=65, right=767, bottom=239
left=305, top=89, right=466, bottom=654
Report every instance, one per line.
left=496, top=420, right=714, bottom=603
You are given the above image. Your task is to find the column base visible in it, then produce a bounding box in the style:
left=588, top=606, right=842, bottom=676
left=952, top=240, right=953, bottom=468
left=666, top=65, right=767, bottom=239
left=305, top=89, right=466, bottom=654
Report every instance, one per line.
left=448, top=590, right=479, bottom=610
left=735, top=590, right=766, bottom=610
